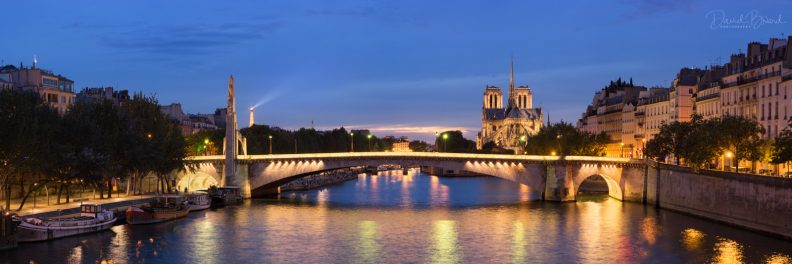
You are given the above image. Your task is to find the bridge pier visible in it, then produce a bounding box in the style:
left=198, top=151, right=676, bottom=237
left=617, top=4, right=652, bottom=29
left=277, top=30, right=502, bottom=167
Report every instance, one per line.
left=543, top=164, right=575, bottom=202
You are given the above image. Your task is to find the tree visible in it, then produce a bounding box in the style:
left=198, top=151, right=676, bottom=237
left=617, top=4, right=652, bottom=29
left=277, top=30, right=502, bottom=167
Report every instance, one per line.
left=717, top=115, right=765, bottom=172
left=523, top=122, right=609, bottom=156
left=120, top=93, right=186, bottom=194
left=408, top=140, right=430, bottom=152
left=771, top=122, right=792, bottom=169
left=677, top=116, right=721, bottom=169
left=435, top=131, right=476, bottom=153
left=0, top=89, right=62, bottom=210
left=185, top=129, right=223, bottom=156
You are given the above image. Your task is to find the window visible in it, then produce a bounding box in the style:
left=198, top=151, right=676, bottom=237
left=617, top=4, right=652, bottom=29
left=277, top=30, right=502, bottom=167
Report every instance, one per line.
left=42, top=78, right=57, bottom=87
left=776, top=82, right=780, bottom=95
left=776, top=102, right=779, bottom=119
left=761, top=104, right=765, bottom=120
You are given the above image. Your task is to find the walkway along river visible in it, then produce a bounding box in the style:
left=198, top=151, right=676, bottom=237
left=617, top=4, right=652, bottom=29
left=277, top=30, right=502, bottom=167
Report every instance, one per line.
left=2, top=172, right=792, bottom=263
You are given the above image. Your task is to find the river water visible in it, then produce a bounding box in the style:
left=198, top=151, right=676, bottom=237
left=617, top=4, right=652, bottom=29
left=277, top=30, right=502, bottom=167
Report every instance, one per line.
left=3, top=172, right=792, bottom=264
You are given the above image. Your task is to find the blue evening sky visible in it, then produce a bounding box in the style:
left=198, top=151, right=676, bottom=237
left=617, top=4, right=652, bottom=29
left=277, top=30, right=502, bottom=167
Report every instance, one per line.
left=1, top=1, right=790, bottom=141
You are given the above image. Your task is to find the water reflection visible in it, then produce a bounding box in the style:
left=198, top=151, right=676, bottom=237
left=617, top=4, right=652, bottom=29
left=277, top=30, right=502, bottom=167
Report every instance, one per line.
left=430, top=220, right=461, bottom=264
left=356, top=221, right=380, bottom=263
left=3, top=173, right=792, bottom=264
left=711, top=237, right=744, bottom=264
left=67, top=244, right=82, bottom=264
left=681, top=228, right=706, bottom=251
left=511, top=221, right=526, bottom=264
left=765, top=253, right=792, bottom=264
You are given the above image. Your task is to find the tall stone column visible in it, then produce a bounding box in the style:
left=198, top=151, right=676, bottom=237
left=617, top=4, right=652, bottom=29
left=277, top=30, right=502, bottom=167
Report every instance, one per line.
left=224, top=75, right=238, bottom=186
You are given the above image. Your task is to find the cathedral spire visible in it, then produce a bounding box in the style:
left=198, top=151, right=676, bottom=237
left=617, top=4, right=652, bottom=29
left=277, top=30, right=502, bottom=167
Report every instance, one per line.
left=507, top=56, right=517, bottom=109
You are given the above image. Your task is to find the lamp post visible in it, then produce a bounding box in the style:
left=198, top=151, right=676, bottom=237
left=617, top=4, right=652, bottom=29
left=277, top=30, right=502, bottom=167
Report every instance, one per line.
left=519, top=135, right=527, bottom=154
left=367, top=134, right=373, bottom=152
left=268, top=135, right=273, bottom=154
left=442, top=133, right=448, bottom=152
left=724, top=151, right=733, bottom=171
left=435, top=131, right=439, bottom=152
left=620, top=142, right=625, bottom=158
left=33, top=182, right=38, bottom=210
left=350, top=132, right=355, bottom=152
left=641, top=138, right=647, bottom=159
left=556, top=134, right=562, bottom=155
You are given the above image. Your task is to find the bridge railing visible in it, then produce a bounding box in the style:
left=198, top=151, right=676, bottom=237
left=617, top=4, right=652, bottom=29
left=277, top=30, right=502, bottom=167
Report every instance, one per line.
left=186, top=152, right=636, bottom=163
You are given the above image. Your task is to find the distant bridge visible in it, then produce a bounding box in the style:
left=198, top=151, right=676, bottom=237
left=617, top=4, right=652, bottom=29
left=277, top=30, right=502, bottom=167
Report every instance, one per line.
left=178, top=152, right=648, bottom=202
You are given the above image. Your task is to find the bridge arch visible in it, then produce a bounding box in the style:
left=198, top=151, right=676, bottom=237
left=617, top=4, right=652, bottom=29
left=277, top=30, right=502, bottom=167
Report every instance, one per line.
left=575, top=174, right=623, bottom=201
left=248, top=158, right=547, bottom=199
left=183, top=153, right=644, bottom=202
left=174, top=163, right=224, bottom=192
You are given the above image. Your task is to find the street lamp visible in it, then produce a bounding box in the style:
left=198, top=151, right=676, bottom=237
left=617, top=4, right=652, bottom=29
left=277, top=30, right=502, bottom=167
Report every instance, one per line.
left=551, top=151, right=557, bottom=156
left=442, top=133, right=449, bottom=152
left=641, top=138, right=647, bottom=159
left=268, top=135, right=273, bottom=154
left=519, top=135, right=527, bottom=154
left=33, top=182, right=38, bottom=210
left=435, top=131, right=439, bottom=152
left=367, top=134, right=373, bottom=152
left=350, top=132, right=355, bottom=152
left=724, top=151, right=733, bottom=171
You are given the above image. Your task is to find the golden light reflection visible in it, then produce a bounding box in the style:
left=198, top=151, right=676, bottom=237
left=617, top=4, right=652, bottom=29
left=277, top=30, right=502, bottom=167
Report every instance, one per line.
left=317, top=189, right=329, bottom=205
left=512, top=221, right=527, bottom=264
left=681, top=228, right=705, bottom=251
left=577, top=200, right=602, bottom=262
left=369, top=175, right=379, bottom=203
left=356, top=174, right=367, bottom=189
left=518, top=184, right=530, bottom=202
left=765, top=253, right=792, bottom=264
left=430, top=220, right=461, bottom=264
left=401, top=173, right=414, bottom=206
left=641, top=217, right=658, bottom=245
left=67, top=244, right=83, bottom=264
left=193, top=220, right=218, bottom=264
left=429, top=176, right=449, bottom=206
left=710, top=237, right=744, bottom=264
left=357, top=221, right=380, bottom=263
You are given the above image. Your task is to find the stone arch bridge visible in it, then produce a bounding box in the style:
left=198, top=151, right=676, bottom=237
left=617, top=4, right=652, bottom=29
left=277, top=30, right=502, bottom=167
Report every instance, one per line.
left=181, top=152, right=648, bottom=202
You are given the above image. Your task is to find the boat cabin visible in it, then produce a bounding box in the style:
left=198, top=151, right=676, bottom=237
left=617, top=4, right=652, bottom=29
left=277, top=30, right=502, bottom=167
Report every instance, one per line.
left=79, top=204, right=103, bottom=218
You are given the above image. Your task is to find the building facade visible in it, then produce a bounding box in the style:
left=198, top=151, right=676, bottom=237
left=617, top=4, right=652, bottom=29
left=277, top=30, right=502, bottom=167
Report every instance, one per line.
left=578, top=79, right=646, bottom=157
left=476, top=60, right=543, bottom=153
left=0, top=63, right=75, bottom=114
left=160, top=103, right=220, bottom=136
left=578, top=36, right=792, bottom=173
left=75, top=87, right=130, bottom=104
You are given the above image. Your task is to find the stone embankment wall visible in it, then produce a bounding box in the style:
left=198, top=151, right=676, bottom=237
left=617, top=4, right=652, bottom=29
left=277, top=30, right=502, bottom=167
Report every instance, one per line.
left=648, top=162, right=792, bottom=239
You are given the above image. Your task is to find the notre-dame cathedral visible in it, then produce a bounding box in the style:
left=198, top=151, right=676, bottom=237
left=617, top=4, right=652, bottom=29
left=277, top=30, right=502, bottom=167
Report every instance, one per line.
left=475, top=59, right=543, bottom=153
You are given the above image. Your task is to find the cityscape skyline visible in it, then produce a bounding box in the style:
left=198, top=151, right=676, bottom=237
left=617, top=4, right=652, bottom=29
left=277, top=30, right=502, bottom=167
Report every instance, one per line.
left=1, top=1, right=791, bottom=141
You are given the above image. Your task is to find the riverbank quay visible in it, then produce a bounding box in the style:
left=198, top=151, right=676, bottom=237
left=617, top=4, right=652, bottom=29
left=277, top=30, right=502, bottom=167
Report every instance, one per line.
left=13, top=194, right=156, bottom=218
left=647, top=160, right=792, bottom=240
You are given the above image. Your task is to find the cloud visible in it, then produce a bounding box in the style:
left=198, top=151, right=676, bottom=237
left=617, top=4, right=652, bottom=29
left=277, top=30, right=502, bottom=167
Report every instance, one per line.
left=305, top=7, right=378, bottom=18
left=103, top=22, right=280, bottom=55
left=619, top=0, right=699, bottom=19
left=64, top=19, right=280, bottom=56
left=310, top=124, right=479, bottom=142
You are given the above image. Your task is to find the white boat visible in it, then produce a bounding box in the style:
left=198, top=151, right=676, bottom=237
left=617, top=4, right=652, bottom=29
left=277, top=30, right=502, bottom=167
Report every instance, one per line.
left=16, top=204, right=116, bottom=242
left=186, top=193, right=210, bottom=211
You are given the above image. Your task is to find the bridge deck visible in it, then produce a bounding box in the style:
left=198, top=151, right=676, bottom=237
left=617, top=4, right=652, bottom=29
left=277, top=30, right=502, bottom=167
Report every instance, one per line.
left=187, top=152, right=637, bottom=164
